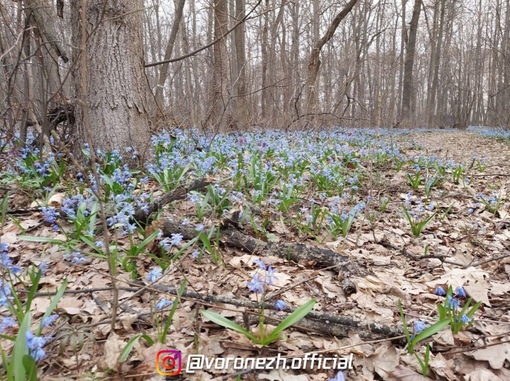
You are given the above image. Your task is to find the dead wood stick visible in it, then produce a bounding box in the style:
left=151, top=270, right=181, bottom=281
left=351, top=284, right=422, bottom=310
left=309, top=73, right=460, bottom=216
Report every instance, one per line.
left=133, top=178, right=212, bottom=224
left=158, top=219, right=357, bottom=269
left=150, top=283, right=403, bottom=340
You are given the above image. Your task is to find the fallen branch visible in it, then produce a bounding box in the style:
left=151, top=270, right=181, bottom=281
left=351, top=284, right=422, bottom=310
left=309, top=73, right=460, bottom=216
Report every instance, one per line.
left=133, top=178, right=212, bottom=224
left=150, top=283, right=404, bottom=340
left=157, top=219, right=366, bottom=273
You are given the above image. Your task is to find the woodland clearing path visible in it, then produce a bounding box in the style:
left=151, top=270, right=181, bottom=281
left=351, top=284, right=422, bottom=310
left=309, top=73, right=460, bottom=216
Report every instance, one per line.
left=406, top=130, right=510, bottom=169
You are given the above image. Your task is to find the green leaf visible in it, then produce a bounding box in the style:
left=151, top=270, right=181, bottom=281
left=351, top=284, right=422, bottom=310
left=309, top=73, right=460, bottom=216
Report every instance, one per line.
left=120, top=334, right=154, bottom=362
left=437, top=304, right=447, bottom=321
left=13, top=313, right=31, bottom=381
left=466, top=301, right=482, bottom=318
left=0, top=194, right=8, bottom=224
left=160, top=279, right=187, bottom=343
left=18, top=235, right=67, bottom=245
left=410, top=318, right=450, bottom=348
left=200, top=310, right=258, bottom=343
left=37, top=278, right=67, bottom=335
left=24, top=270, right=42, bottom=316
left=398, top=300, right=412, bottom=344
left=264, top=299, right=316, bottom=345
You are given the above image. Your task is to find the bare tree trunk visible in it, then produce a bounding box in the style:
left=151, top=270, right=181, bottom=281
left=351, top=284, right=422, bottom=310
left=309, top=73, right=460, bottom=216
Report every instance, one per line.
left=70, top=0, right=152, bottom=155
left=155, top=0, right=186, bottom=109
left=290, top=2, right=301, bottom=121
left=260, top=0, right=270, bottom=122
left=234, top=0, right=248, bottom=126
left=207, top=0, right=232, bottom=131
left=23, top=0, right=67, bottom=144
left=305, top=0, right=359, bottom=116
left=401, top=0, right=422, bottom=125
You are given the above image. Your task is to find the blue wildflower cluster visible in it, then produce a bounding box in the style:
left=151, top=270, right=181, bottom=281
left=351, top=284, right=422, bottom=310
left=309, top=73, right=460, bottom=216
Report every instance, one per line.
left=0, top=278, right=14, bottom=308
left=146, top=266, right=163, bottom=283
left=160, top=233, right=184, bottom=250
left=434, top=286, right=469, bottom=321
left=23, top=313, right=59, bottom=361
left=61, top=194, right=92, bottom=220
left=0, top=243, right=59, bottom=363
left=247, top=259, right=286, bottom=311
left=403, top=193, right=434, bottom=221
left=63, top=251, right=88, bottom=264
left=26, top=330, right=49, bottom=361
left=473, top=191, right=501, bottom=214
left=41, top=206, right=60, bottom=230
left=156, top=298, right=173, bottom=311
left=0, top=242, right=17, bottom=307
left=1, top=242, right=21, bottom=275
left=434, top=285, right=480, bottom=334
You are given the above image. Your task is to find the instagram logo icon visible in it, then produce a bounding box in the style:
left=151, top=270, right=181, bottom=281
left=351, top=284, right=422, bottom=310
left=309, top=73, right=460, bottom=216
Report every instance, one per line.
left=156, top=350, right=182, bottom=376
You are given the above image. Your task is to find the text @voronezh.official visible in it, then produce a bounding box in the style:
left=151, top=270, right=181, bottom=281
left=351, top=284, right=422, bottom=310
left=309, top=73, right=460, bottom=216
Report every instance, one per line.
left=156, top=350, right=353, bottom=375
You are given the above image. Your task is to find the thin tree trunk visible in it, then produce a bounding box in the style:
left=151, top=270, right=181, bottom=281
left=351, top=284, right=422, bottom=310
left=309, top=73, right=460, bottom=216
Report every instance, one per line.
left=155, top=0, right=186, bottom=108
left=401, top=0, right=422, bottom=124
left=305, top=0, right=359, bottom=115
left=207, top=0, right=232, bottom=131
left=234, top=0, right=248, bottom=126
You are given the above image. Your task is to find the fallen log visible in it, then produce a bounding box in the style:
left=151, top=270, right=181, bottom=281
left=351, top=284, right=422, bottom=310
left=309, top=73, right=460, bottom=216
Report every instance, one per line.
left=157, top=219, right=367, bottom=275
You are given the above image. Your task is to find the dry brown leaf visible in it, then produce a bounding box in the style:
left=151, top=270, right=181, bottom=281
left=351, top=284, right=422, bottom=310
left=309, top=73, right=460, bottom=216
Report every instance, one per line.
left=47, top=192, right=66, bottom=207
left=388, top=364, right=431, bottom=380
left=464, top=369, right=505, bottom=381
left=1, top=232, right=17, bottom=244
left=429, top=352, right=456, bottom=380
left=471, top=343, right=510, bottom=369
left=102, top=332, right=124, bottom=371
left=259, top=370, right=310, bottom=381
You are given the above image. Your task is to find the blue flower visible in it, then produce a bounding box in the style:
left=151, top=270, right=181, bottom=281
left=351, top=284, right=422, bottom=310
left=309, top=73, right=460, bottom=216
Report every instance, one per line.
left=146, top=267, right=162, bottom=283
left=328, top=371, right=345, bottom=381
left=275, top=300, right=286, bottom=311
left=0, top=279, right=14, bottom=307
left=156, top=298, right=173, bottom=311
left=41, top=206, right=59, bottom=224
left=42, top=314, right=59, bottom=328
left=414, top=321, right=426, bottom=334
left=39, top=261, right=48, bottom=275
left=191, top=249, right=200, bottom=260
left=446, top=295, right=459, bottom=310
left=266, top=266, right=278, bottom=285
left=434, top=286, right=446, bottom=296
left=247, top=273, right=265, bottom=294
left=170, top=233, right=183, bottom=246
left=455, top=286, right=467, bottom=298
left=64, top=252, right=88, bottom=264
left=26, top=330, right=49, bottom=361
left=253, top=258, right=266, bottom=270
left=160, top=237, right=172, bottom=250
left=0, top=252, right=13, bottom=268
left=460, top=314, right=471, bottom=324
left=0, top=316, right=16, bottom=333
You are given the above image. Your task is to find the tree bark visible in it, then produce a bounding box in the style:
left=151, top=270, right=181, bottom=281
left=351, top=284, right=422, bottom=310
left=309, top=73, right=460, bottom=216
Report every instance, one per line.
left=401, top=0, right=422, bottom=124
left=305, top=0, right=360, bottom=115
left=206, top=0, right=232, bottom=131
left=70, top=0, right=152, bottom=156
left=234, top=0, right=248, bottom=125
left=155, top=0, right=186, bottom=109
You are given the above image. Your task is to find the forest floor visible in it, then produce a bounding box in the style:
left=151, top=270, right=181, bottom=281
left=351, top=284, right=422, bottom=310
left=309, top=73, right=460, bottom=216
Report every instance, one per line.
left=1, top=128, right=510, bottom=381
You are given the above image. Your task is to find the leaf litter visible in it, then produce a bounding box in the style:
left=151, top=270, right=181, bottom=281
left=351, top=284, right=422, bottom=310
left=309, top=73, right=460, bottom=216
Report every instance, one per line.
left=0, top=128, right=509, bottom=380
